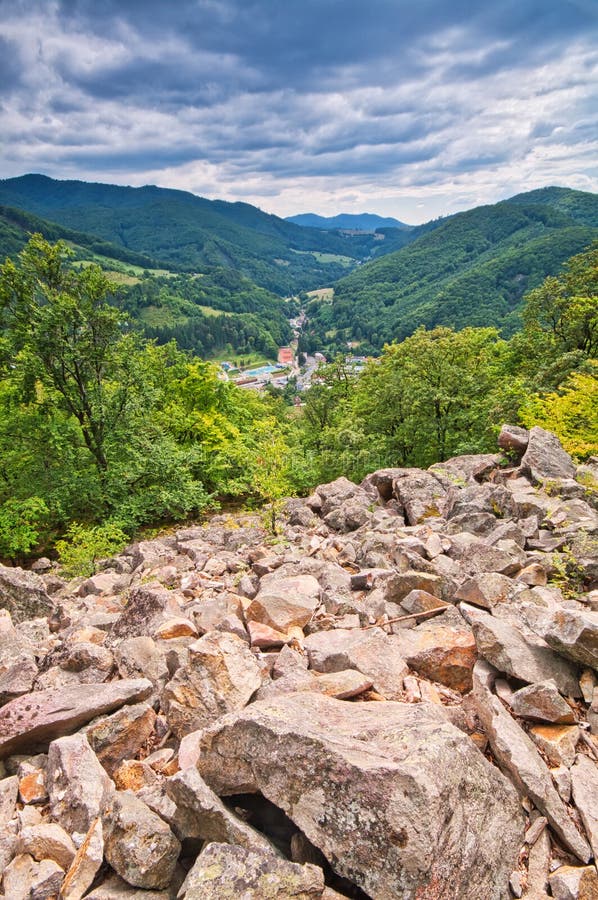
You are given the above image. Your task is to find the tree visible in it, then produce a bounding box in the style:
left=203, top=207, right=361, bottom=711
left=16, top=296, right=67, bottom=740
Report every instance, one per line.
left=0, top=235, right=142, bottom=474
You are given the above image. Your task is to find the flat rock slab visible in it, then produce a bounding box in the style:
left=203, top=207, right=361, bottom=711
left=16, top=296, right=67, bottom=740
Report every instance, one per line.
left=0, top=678, right=153, bottom=759
left=197, top=692, right=523, bottom=900
left=473, top=662, right=591, bottom=863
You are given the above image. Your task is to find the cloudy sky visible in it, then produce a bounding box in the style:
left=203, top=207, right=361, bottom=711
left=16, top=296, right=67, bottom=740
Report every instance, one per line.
left=0, top=1, right=596, bottom=223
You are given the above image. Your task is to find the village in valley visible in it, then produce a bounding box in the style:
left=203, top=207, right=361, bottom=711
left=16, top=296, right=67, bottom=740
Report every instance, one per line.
left=218, top=307, right=368, bottom=397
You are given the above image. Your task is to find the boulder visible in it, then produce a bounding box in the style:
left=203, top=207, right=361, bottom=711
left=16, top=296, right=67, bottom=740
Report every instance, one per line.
left=181, top=842, right=325, bottom=899
left=529, top=724, right=580, bottom=768
left=246, top=574, right=320, bottom=633
left=396, top=618, right=477, bottom=693
left=549, top=865, right=598, bottom=900
left=18, top=822, right=76, bottom=870
left=102, top=791, right=181, bottom=890
left=461, top=604, right=580, bottom=696
left=161, top=630, right=262, bottom=738
left=509, top=681, right=576, bottom=724
left=498, top=425, right=529, bottom=457
left=527, top=606, right=598, bottom=671
left=0, top=565, right=52, bottom=624
left=166, top=767, right=275, bottom=852
left=571, top=753, right=598, bottom=861
left=47, top=733, right=114, bottom=842
left=393, top=470, right=448, bottom=525
left=0, top=678, right=153, bottom=758
left=304, top=628, right=408, bottom=699
left=520, top=426, right=576, bottom=483
left=60, top=817, right=104, bottom=900
left=197, top=692, right=524, bottom=900
left=85, top=702, right=156, bottom=776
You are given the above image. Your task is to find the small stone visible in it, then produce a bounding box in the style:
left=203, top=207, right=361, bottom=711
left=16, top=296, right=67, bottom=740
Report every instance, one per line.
left=153, top=617, right=198, bottom=640
left=549, top=864, right=598, bottom=900
left=18, top=769, right=48, bottom=804
left=552, top=765, right=572, bottom=803
left=0, top=774, right=18, bottom=824
left=529, top=725, right=580, bottom=768
left=113, top=759, right=158, bottom=792
left=579, top=669, right=597, bottom=704
left=516, top=563, right=548, bottom=586
left=313, top=669, right=373, bottom=699
left=509, top=870, right=523, bottom=897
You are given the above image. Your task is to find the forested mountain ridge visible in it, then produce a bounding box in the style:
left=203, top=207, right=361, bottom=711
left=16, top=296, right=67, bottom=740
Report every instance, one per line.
left=302, top=187, right=598, bottom=354
left=286, top=212, right=410, bottom=230
left=0, top=174, right=381, bottom=295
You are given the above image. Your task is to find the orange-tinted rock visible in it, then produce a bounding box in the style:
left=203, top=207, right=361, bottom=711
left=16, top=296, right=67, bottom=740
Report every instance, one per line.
left=18, top=771, right=47, bottom=805
left=399, top=623, right=477, bottom=693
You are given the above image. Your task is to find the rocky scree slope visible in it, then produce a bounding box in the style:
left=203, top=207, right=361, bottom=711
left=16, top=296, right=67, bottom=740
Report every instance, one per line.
left=0, top=425, right=597, bottom=899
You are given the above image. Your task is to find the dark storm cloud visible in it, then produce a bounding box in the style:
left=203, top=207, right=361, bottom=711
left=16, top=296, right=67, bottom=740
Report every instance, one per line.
left=0, top=0, right=596, bottom=219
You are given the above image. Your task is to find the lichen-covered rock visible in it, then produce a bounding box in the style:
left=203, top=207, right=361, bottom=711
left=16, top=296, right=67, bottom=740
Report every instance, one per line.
left=103, top=791, right=181, bottom=889
left=197, top=692, right=524, bottom=900
left=0, top=565, right=52, bottom=624
left=161, top=630, right=262, bottom=738
left=181, top=842, right=325, bottom=899
left=520, top=426, right=577, bottom=483
left=47, top=733, right=114, bottom=843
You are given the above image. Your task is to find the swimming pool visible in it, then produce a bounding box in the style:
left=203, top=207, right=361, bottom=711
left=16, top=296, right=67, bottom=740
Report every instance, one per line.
left=244, top=364, right=280, bottom=377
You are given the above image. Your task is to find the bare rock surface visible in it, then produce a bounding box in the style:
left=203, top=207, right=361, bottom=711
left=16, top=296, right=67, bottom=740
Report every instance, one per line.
left=161, top=630, right=262, bottom=738
left=3, top=426, right=598, bottom=899
left=197, top=692, right=524, bottom=899
left=0, top=679, right=153, bottom=758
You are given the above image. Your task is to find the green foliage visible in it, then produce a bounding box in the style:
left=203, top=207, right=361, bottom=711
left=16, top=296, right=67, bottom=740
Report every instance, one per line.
left=55, top=521, right=129, bottom=577
left=0, top=497, right=49, bottom=561
left=520, top=367, right=598, bottom=459
left=298, top=328, right=522, bottom=480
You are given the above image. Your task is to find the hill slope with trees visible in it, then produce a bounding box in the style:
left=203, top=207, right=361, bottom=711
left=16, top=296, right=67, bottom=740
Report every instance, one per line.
left=302, top=188, right=598, bottom=354
left=0, top=175, right=381, bottom=295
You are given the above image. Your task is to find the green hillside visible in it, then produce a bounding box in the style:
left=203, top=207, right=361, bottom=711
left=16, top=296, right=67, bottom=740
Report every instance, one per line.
left=0, top=204, right=292, bottom=359
left=0, top=175, right=380, bottom=295
left=0, top=204, right=162, bottom=270
left=302, top=188, right=598, bottom=353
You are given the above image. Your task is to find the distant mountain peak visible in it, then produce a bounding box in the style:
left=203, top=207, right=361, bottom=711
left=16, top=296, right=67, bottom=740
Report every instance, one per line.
left=285, top=212, right=411, bottom=231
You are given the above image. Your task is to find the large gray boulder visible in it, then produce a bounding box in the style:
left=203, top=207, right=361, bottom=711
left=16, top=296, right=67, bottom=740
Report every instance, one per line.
left=0, top=565, right=52, bottom=623
left=161, top=630, right=262, bottom=738
left=520, top=426, right=576, bottom=483
left=196, top=692, right=524, bottom=900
